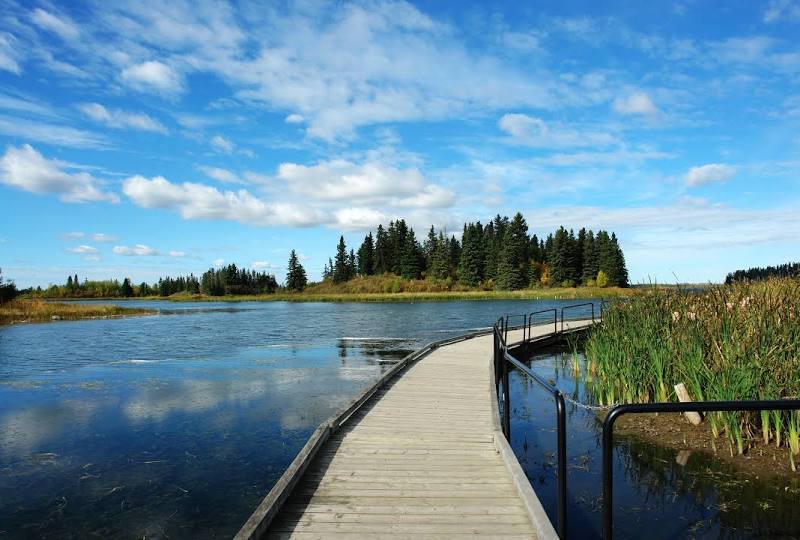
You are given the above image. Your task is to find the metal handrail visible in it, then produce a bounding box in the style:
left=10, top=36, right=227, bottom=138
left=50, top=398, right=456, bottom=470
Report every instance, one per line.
left=494, top=316, right=572, bottom=539
left=528, top=308, right=557, bottom=336
left=560, top=302, right=595, bottom=331
left=504, top=313, right=528, bottom=342
left=602, top=399, right=800, bottom=539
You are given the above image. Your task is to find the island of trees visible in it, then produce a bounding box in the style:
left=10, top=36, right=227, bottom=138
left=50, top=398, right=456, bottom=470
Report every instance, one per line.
left=322, top=213, right=628, bottom=290
left=19, top=212, right=628, bottom=299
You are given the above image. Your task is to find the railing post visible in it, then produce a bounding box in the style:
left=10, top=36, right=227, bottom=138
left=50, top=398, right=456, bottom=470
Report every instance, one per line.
left=602, top=411, right=615, bottom=540
left=556, top=392, right=567, bottom=540
left=502, top=357, right=510, bottom=440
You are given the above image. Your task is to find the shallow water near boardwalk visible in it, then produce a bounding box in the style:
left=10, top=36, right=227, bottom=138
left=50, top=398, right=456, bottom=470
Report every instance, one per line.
left=0, top=299, right=593, bottom=539
left=511, top=347, right=800, bottom=539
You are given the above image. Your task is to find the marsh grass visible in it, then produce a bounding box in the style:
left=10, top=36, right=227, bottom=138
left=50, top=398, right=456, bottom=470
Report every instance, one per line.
left=0, top=299, right=152, bottom=325
left=585, top=278, right=800, bottom=459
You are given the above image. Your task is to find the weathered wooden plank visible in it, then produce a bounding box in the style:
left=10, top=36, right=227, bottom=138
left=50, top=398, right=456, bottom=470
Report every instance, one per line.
left=248, top=319, right=596, bottom=539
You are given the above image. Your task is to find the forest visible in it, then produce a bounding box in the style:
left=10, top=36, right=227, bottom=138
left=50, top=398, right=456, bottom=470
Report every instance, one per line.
left=322, top=213, right=628, bottom=290
left=22, top=213, right=628, bottom=298
left=725, top=262, right=800, bottom=284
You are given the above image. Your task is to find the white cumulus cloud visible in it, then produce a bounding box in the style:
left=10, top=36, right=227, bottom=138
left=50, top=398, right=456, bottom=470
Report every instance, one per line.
left=122, top=175, right=323, bottom=227
left=276, top=159, right=450, bottom=206
left=686, top=163, right=737, bottom=186
left=113, top=244, right=160, bottom=256
left=0, top=144, right=118, bottom=203
left=121, top=61, right=183, bottom=95
left=78, top=103, right=167, bottom=133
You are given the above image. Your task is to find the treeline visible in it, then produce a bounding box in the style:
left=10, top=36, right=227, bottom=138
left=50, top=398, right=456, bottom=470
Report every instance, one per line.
left=322, top=213, right=628, bottom=289
left=0, top=268, right=17, bottom=303
left=30, top=264, right=279, bottom=298
left=725, top=262, right=800, bottom=284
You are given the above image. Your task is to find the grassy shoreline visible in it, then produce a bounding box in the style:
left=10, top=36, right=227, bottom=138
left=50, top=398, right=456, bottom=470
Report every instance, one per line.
left=30, top=285, right=637, bottom=304
left=584, top=277, right=800, bottom=468
left=0, top=299, right=155, bottom=326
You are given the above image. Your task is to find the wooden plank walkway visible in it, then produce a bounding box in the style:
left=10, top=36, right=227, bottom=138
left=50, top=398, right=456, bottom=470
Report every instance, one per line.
left=241, top=319, right=594, bottom=540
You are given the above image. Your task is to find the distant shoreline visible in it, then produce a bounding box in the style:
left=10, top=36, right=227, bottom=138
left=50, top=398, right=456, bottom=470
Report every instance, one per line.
left=30, top=286, right=639, bottom=304
left=0, top=299, right=155, bottom=326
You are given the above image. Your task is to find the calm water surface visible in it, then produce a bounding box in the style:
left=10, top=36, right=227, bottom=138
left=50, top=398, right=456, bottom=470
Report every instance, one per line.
left=0, top=299, right=589, bottom=539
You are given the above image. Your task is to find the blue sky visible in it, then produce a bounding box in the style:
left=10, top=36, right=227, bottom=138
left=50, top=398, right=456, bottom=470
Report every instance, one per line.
left=0, top=0, right=799, bottom=287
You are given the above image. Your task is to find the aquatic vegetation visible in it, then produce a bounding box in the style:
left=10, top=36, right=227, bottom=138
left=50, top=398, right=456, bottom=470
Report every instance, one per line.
left=585, top=278, right=800, bottom=458
left=0, top=298, right=152, bottom=325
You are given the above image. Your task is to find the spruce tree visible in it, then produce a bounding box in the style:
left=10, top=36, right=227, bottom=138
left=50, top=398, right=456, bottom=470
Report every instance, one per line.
left=333, top=236, right=349, bottom=283
left=496, top=213, right=529, bottom=290
left=348, top=250, right=357, bottom=280
left=357, top=232, right=375, bottom=276
left=581, top=230, right=599, bottom=285
left=429, top=232, right=450, bottom=280
left=373, top=225, right=389, bottom=274
left=286, top=249, right=308, bottom=291
left=121, top=278, right=134, bottom=297
left=458, top=223, right=484, bottom=286
left=399, top=228, right=421, bottom=279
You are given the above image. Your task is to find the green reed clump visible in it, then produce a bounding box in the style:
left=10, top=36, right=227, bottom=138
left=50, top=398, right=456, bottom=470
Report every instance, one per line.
left=585, top=278, right=800, bottom=458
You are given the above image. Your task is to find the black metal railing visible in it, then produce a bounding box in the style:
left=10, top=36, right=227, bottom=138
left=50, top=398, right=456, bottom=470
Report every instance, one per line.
left=528, top=308, right=557, bottom=337
left=602, top=400, right=800, bottom=539
left=504, top=313, right=528, bottom=343
left=493, top=304, right=600, bottom=540
left=560, top=302, right=595, bottom=332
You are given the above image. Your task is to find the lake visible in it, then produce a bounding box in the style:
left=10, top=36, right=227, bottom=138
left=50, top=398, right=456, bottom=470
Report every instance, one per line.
left=3, top=298, right=790, bottom=539
left=0, top=299, right=588, bottom=538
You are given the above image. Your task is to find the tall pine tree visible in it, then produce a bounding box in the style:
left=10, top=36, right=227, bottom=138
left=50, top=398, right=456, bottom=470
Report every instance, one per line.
left=286, top=249, right=308, bottom=291
left=496, top=213, right=529, bottom=290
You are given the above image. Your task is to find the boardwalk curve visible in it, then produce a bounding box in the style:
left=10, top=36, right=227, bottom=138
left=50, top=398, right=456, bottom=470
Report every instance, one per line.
left=237, top=319, right=594, bottom=540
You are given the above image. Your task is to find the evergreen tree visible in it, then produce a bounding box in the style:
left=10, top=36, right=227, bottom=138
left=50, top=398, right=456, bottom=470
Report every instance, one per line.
left=581, top=230, right=599, bottom=285
left=357, top=232, right=375, bottom=276
left=286, top=249, right=308, bottom=291
left=549, top=227, right=569, bottom=285
left=66, top=275, right=74, bottom=290
left=429, top=232, right=451, bottom=280
left=458, top=223, right=484, bottom=286
left=610, top=233, right=629, bottom=287
left=399, top=228, right=421, bottom=279
left=423, top=225, right=437, bottom=274
left=121, top=278, right=134, bottom=297
left=0, top=268, right=17, bottom=304
left=348, top=249, right=357, bottom=280
left=448, top=235, right=461, bottom=274
left=373, top=225, right=389, bottom=274
left=333, top=236, right=349, bottom=283
left=496, top=213, right=529, bottom=290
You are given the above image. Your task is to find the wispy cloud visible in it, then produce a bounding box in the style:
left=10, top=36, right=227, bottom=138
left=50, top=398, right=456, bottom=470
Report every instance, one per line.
left=78, top=103, right=167, bottom=133
left=65, top=245, right=98, bottom=254
left=0, top=116, right=107, bottom=148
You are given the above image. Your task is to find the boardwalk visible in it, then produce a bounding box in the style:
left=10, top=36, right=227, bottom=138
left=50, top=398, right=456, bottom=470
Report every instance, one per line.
left=240, top=320, right=594, bottom=540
